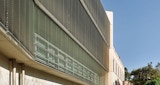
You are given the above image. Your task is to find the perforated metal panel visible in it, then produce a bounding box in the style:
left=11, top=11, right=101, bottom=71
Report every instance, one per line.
left=0, top=0, right=108, bottom=85
left=83, top=0, right=110, bottom=42
left=34, top=33, right=100, bottom=84
left=0, top=0, right=6, bottom=25
left=36, top=0, right=109, bottom=68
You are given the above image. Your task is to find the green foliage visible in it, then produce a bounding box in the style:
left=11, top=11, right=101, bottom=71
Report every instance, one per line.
left=144, top=78, right=160, bottom=85
left=130, top=62, right=160, bottom=85
left=156, top=62, right=160, bottom=71
left=125, top=67, right=131, bottom=81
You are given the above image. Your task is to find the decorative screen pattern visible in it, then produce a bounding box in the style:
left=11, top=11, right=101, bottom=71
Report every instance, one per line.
left=34, top=33, right=100, bottom=85
left=0, top=0, right=106, bottom=84
left=35, top=0, right=109, bottom=67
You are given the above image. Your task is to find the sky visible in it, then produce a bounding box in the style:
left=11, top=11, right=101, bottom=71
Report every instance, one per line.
left=101, top=0, right=160, bottom=72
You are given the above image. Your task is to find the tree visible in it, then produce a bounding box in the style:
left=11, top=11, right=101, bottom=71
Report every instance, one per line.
left=130, top=62, right=160, bottom=85
left=144, top=78, right=160, bottom=85
left=156, top=62, right=160, bottom=71
left=125, top=67, right=130, bottom=81
left=130, top=67, right=147, bottom=85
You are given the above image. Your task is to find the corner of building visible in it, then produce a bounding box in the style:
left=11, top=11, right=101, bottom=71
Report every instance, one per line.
left=105, top=10, right=125, bottom=85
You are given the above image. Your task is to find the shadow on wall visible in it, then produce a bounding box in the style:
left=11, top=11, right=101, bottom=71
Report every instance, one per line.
left=115, top=79, right=120, bottom=85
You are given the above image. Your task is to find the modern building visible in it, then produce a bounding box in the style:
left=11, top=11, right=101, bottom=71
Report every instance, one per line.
left=0, top=0, right=124, bottom=85
left=106, top=11, right=125, bottom=85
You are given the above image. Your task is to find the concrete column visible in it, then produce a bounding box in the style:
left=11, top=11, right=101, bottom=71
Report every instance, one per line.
left=19, top=63, right=25, bottom=85
left=106, top=11, right=113, bottom=49
left=9, top=59, right=16, bottom=85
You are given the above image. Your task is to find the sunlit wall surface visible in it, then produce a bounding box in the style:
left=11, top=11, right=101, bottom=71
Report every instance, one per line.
left=0, top=0, right=110, bottom=85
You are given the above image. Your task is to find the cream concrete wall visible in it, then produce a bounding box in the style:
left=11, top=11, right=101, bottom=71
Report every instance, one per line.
left=106, top=11, right=125, bottom=85
left=0, top=54, right=79, bottom=85
left=25, top=66, right=79, bottom=85
left=110, top=48, right=125, bottom=85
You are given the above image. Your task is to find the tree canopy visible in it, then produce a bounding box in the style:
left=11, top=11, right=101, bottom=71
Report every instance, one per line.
left=144, top=78, right=160, bottom=85
left=125, top=67, right=130, bottom=81
left=126, top=62, right=160, bottom=85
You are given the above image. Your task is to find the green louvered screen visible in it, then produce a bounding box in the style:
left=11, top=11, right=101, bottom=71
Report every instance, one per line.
left=36, top=0, right=109, bottom=67
left=0, top=0, right=5, bottom=26
left=34, top=33, right=100, bottom=85
left=0, top=0, right=109, bottom=85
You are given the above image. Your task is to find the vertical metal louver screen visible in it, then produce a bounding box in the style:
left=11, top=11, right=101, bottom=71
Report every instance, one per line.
left=0, top=0, right=35, bottom=56
left=83, top=0, right=110, bottom=44
left=0, top=0, right=107, bottom=85
left=0, top=0, right=6, bottom=26
left=7, top=0, right=34, bottom=53
left=34, top=33, right=101, bottom=85
left=0, top=0, right=109, bottom=70
left=36, top=0, right=109, bottom=67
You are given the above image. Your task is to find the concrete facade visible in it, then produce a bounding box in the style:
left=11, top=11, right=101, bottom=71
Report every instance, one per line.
left=106, top=11, right=125, bottom=85
left=0, top=0, right=124, bottom=85
left=0, top=55, right=80, bottom=85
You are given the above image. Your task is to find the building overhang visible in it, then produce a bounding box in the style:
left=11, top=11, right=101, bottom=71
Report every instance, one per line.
left=0, top=24, right=89, bottom=85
